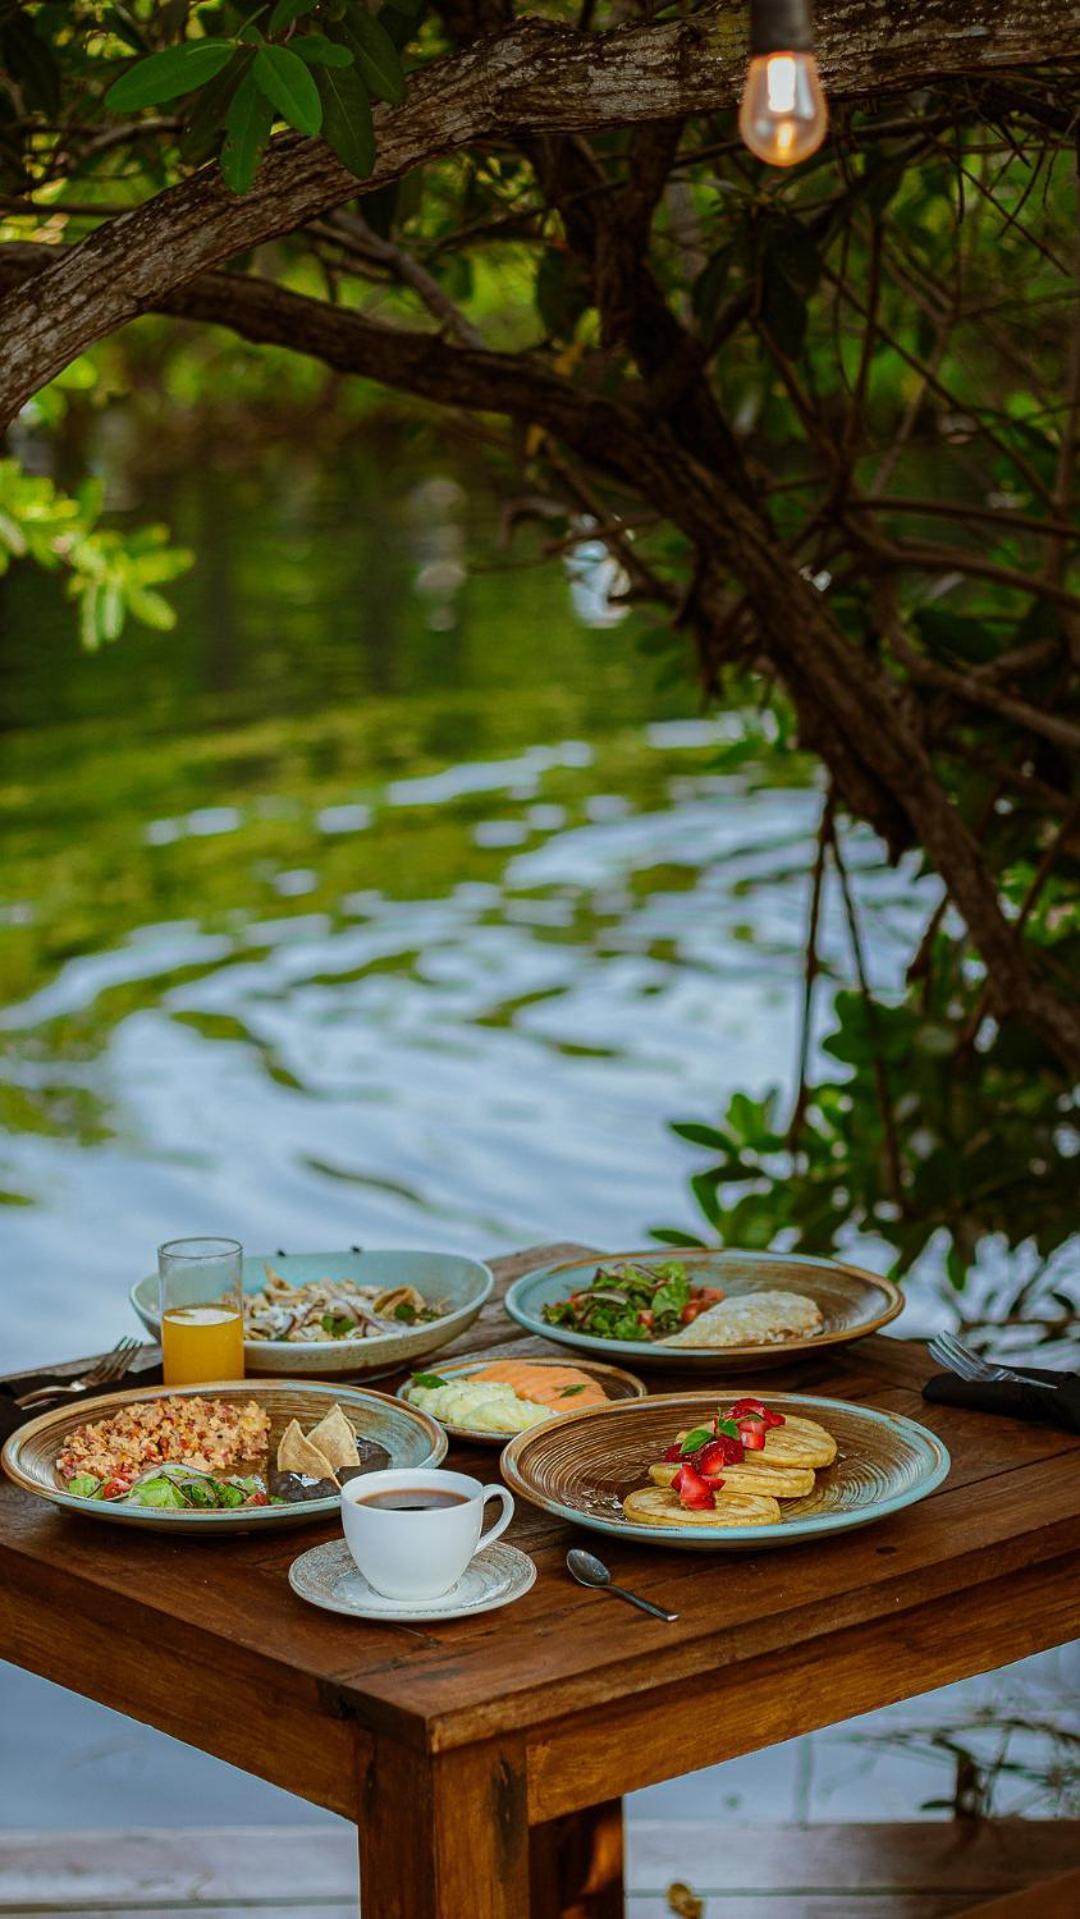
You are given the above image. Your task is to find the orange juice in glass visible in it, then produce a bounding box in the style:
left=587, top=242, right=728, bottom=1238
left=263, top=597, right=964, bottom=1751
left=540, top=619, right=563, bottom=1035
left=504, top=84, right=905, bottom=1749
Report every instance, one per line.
left=158, top=1237, right=245, bottom=1386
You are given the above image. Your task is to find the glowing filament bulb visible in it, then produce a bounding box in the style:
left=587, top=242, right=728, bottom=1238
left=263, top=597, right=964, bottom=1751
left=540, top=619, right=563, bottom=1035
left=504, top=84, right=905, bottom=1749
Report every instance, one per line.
left=739, top=51, right=828, bottom=167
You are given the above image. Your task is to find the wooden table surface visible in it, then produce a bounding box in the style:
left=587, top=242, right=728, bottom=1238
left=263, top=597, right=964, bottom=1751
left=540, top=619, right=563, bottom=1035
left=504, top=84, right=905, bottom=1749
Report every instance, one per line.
left=2, top=1243, right=1078, bottom=1919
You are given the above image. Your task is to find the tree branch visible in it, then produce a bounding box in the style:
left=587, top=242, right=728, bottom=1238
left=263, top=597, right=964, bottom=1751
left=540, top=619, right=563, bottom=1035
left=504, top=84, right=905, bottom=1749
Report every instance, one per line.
left=2, top=1, right=1077, bottom=424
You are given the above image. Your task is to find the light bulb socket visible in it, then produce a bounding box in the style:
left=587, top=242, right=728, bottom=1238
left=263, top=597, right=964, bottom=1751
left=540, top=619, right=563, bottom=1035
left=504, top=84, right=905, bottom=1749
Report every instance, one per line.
left=748, top=0, right=815, bottom=57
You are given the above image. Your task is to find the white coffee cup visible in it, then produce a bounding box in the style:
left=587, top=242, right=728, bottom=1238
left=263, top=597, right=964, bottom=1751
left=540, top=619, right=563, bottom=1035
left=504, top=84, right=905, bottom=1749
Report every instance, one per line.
left=340, top=1468, right=514, bottom=1600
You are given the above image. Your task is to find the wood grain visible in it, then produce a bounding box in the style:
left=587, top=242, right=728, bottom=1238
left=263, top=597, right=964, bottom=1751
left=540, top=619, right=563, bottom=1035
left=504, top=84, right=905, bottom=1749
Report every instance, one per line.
left=358, top=1733, right=529, bottom=1919
left=525, top=1549, right=1079, bottom=1818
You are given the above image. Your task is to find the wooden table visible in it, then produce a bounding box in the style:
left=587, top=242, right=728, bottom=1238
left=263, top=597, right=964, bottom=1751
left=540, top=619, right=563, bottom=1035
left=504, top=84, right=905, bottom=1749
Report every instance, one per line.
left=2, top=1244, right=1077, bottom=1919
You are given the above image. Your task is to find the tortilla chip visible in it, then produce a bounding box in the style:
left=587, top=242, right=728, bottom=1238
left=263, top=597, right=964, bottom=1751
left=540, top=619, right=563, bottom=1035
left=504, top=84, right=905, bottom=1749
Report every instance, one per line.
left=305, top=1404, right=360, bottom=1470
left=277, top=1419, right=337, bottom=1480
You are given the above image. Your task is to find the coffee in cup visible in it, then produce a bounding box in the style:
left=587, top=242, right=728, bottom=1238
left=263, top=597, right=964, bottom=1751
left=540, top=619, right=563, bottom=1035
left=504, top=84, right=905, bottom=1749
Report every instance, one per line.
left=340, top=1468, right=514, bottom=1599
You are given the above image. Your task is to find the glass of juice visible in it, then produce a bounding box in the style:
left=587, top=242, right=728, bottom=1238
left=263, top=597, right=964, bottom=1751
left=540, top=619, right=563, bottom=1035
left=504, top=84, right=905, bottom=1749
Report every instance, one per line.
left=158, top=1237, right=245, bottom=1386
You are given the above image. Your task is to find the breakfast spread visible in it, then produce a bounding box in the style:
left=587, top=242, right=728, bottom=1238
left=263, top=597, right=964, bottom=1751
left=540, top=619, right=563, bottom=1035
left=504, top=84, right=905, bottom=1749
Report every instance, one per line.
left=244, top=1265, right=447, bottom=1343
left=404, top=1360, right=609, bottom=1436
left=622, top=1397, right=837, bottom=1528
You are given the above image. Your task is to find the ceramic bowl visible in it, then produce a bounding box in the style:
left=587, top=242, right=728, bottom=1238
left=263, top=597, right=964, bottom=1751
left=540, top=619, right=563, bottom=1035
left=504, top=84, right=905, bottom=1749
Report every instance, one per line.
left=131, top=1248, right=494, bottom=1377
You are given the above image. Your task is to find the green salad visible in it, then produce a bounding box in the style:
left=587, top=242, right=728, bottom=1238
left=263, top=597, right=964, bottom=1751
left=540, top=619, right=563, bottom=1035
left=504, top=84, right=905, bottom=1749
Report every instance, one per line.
left=540, top=1261, right=725, bottom=1342
left=65, top=1463, right=270, bottom=1510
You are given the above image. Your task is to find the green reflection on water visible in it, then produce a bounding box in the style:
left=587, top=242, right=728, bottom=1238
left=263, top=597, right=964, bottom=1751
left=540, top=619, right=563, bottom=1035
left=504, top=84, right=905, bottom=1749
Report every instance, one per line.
left=0, top=438, right=813, bottom=1227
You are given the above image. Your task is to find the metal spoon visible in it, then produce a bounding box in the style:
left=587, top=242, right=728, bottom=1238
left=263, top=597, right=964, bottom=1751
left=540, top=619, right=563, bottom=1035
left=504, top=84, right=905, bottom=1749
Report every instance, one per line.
left=566, top=1548, right=678, bottom=1622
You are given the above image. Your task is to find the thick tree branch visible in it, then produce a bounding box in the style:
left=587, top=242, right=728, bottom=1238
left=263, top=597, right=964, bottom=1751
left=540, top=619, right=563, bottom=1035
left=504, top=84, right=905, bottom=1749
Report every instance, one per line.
left=2, top=2, right=1078, bottom=424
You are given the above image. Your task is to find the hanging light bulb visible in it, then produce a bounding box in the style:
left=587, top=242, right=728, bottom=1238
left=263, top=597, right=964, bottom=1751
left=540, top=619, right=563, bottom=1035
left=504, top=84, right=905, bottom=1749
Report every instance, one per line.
left=739, top=0, right=828, bottom=168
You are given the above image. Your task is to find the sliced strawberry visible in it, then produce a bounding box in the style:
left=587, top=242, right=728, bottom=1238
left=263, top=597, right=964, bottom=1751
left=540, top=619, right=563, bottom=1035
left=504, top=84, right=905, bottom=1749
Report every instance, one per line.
left=737, top=1418, right=767, bottom=1451
left=663, top=1442, right=686, bottom=1462
left=701, top=1474, right=726, bottom=1492
left=697, top=1435, right=745, bottom=1475
left=729, top=1396, right=785, bottom=1429
left=676, top=1462, right=716, bottom=1510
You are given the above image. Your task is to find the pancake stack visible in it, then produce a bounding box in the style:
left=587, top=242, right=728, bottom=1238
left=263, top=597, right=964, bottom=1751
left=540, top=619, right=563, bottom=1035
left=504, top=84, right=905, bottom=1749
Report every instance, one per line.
left=622, top=1407, right=837, bottom=1529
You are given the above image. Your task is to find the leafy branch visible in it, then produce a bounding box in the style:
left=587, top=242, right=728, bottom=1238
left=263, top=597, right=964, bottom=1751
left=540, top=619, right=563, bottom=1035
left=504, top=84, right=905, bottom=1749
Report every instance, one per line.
left=102, top=0, right=416, bottom=193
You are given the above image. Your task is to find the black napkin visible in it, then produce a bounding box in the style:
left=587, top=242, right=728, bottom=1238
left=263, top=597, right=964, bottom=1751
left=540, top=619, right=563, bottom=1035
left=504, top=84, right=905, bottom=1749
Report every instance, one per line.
left=0, top=1358, right=162, bottom=1448
left=923, top=1364, right=1080, bottom=1434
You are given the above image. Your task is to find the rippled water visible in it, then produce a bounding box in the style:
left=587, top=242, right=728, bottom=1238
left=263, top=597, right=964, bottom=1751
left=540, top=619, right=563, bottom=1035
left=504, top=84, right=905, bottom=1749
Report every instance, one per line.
left=0, top=438, right=868, bottom=1367
left=0, top=434, right=946, bottom=1371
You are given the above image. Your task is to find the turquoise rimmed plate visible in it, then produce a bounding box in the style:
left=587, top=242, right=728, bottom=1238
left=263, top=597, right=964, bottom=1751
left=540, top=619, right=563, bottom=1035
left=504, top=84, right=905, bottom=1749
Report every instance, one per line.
left=503, top=1248, right=903, bottom=1372
left=499, top=1390, right=950, bottom=1551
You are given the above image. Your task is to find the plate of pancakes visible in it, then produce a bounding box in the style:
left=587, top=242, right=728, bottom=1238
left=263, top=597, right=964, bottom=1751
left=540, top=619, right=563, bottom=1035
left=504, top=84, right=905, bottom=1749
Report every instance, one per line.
left=499, top=1390, right=950, bottom=1550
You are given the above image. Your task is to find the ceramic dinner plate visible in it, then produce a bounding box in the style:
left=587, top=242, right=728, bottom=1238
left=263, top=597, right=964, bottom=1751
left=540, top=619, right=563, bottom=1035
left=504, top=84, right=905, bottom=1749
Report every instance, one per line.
left=500, top=1391, right=950, bottom=1551
left=395, top=1353, right=646, bottom=1444
left=129, top=1248, right=493, bottom=1378
left=1, top=1379, right=446, bottom=1533
left=289, top=1538, right=536, bottom=1622
left=504, top=1248, right=903, bottom=1372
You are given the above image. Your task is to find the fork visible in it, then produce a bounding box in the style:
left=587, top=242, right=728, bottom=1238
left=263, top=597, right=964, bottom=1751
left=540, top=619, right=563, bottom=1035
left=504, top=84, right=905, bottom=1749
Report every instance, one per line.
left=15, top=1336, right=141, bottom=1410
left=928, top=1330, right=1060, bottom=1391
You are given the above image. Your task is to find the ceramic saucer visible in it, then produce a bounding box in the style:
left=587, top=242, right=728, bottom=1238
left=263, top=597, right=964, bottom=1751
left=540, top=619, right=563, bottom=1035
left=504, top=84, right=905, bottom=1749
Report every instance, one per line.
left=288, top=1538, right=536, bottom=1622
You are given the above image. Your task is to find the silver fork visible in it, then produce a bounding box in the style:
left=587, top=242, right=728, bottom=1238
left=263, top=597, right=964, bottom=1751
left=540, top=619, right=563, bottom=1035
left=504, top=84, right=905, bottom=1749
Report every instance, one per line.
left=15, top=1336, right=141, bottom=1409
left=928, top=1330, right=1059, bottom=1391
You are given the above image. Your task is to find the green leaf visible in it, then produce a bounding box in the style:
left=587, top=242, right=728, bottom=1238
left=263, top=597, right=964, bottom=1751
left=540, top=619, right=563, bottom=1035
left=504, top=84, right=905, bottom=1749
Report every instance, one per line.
left=692, top=247, right=732, bottom=341
left=338, top=7, right=406, bottom=104
left=690, top=1169, right=723, bottom=1229
left=292, top=32, right=354, bottom=67
left=1, top=16, right=62, bottom=118
left=99, top=582, right=125, bottom=643
left=679, top=1427, right=713, bottom=1456
left=535, top=248, right=591, bottom=342
left=253, top=43, right=323, bottom=136
left=558, top=1383, right=588, bottom=1397
left=179, top=51, right=253, bottom=165
left=410, top=1372, right=447, bottom=1388
left=221, top=71, right=276, bottom=194
left=671, top=1121, right=733, bottom=1150
left=105, top=39, right=236, bottom=112
left=314, top=60, right=374, bottom=178
left=760, top=259, right=807, bottom=360
left=380, top=0, right=428, bottom=51
left=269, top=0, right=320, bottom=29
left=769, top=220, right=821, bottom=299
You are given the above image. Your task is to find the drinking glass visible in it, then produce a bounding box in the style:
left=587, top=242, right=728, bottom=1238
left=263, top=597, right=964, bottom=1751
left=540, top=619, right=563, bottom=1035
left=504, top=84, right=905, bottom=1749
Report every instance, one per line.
left=158, top=1237, right=245, bottom=1386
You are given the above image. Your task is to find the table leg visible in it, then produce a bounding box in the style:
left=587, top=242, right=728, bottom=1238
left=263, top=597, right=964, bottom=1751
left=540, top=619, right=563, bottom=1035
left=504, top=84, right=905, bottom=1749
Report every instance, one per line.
left=357, top=1731, right=529, bottom=1919
left=529, top=1800, right=625, bottom=1919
